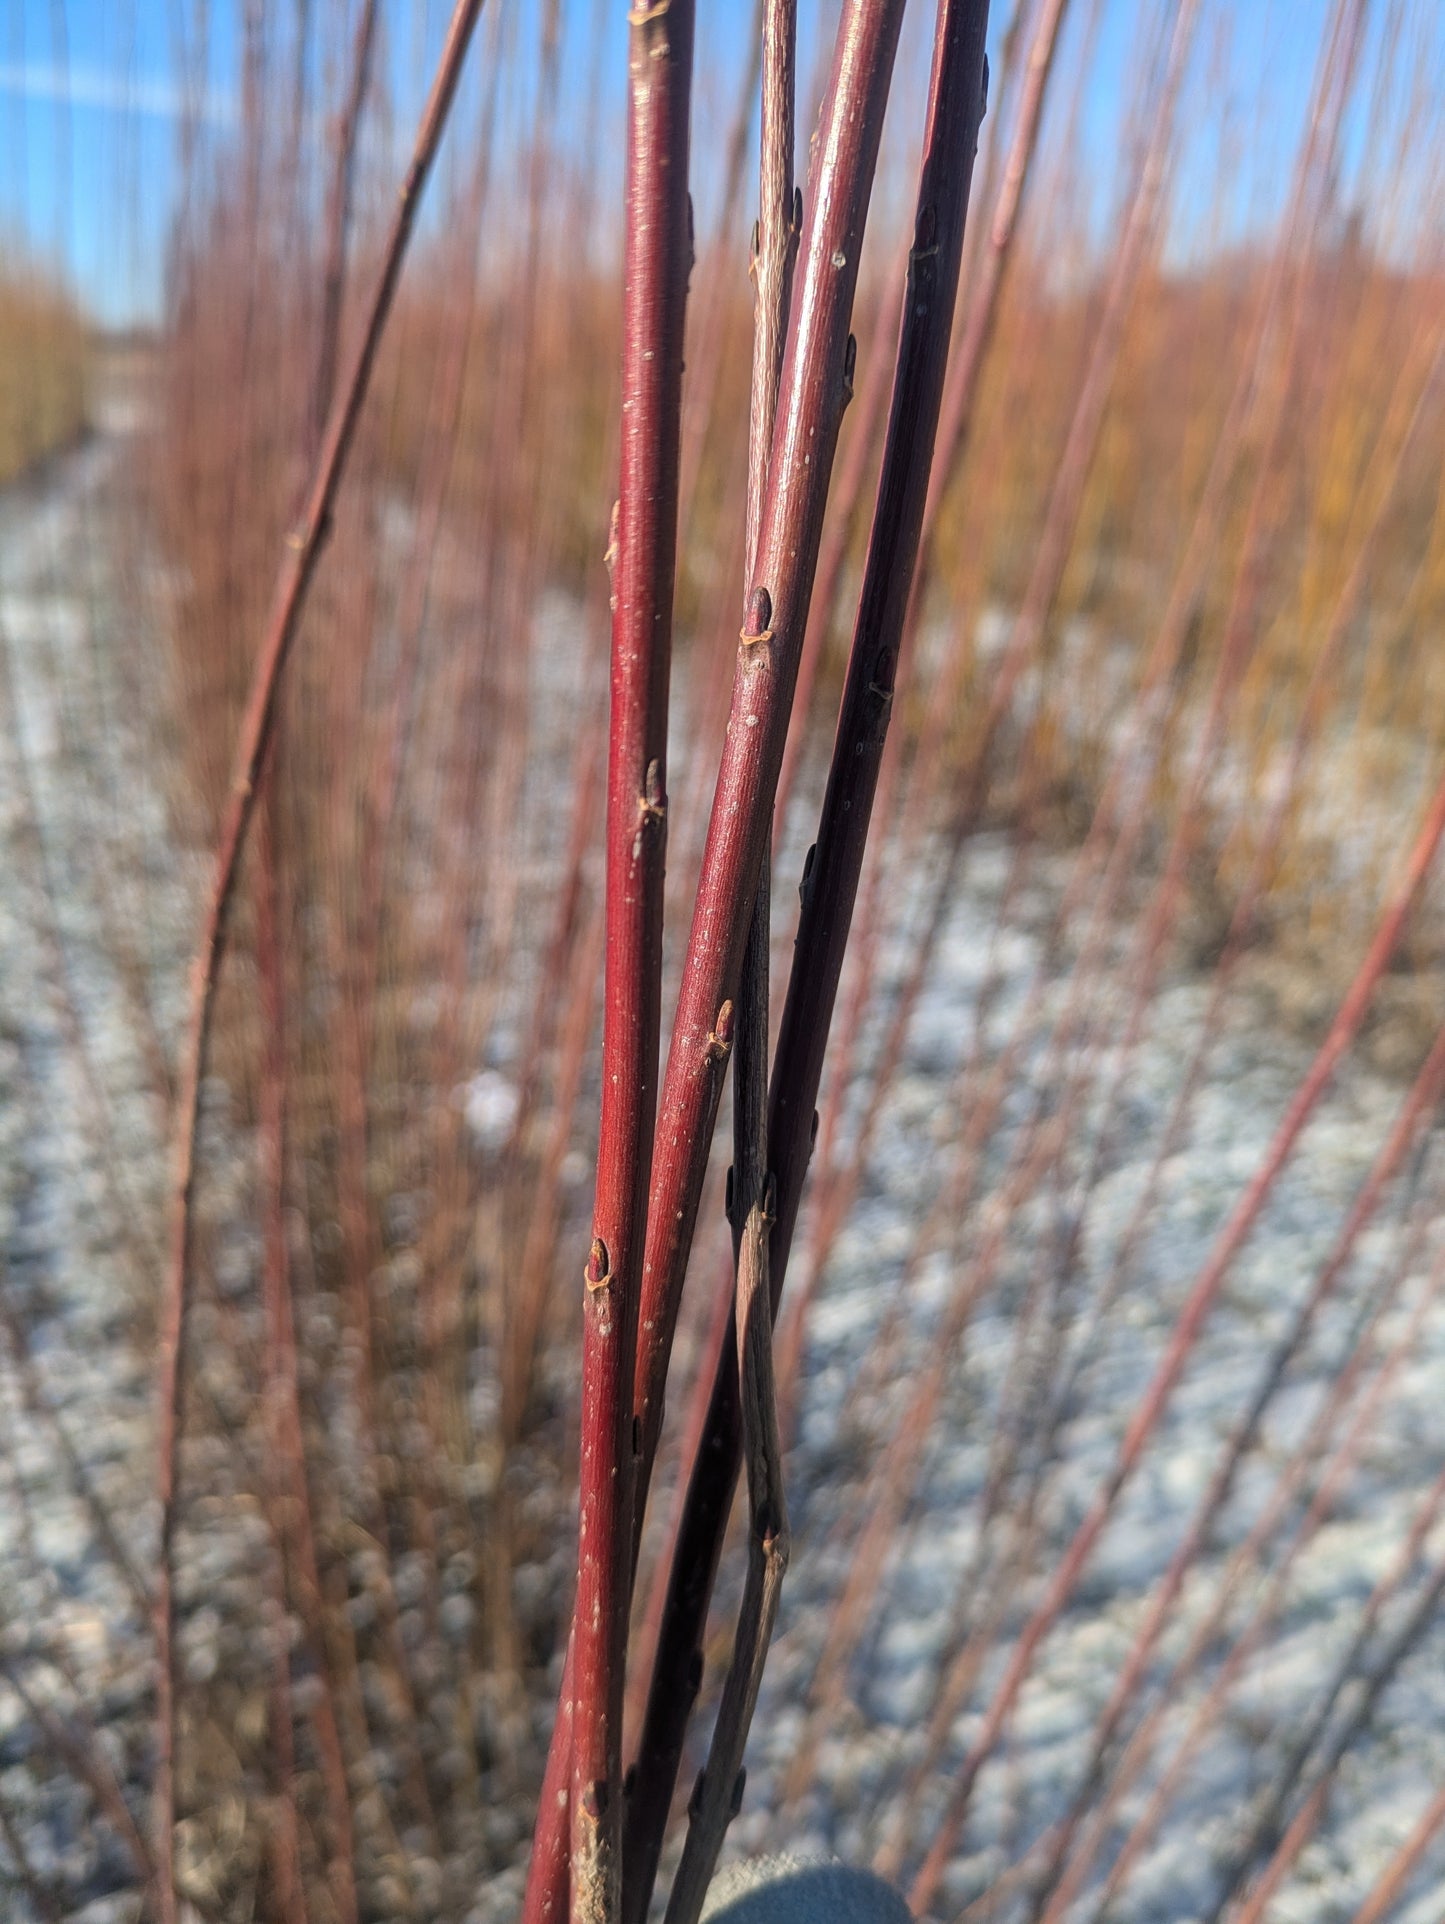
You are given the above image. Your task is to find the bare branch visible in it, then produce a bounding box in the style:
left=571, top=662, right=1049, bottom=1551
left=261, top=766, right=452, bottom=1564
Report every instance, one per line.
left=151, top=4, right=491, bottom=1912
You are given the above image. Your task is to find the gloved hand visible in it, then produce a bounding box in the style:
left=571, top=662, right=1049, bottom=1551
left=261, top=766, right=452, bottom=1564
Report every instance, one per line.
left=703, top=1855, right=912, bottom=1924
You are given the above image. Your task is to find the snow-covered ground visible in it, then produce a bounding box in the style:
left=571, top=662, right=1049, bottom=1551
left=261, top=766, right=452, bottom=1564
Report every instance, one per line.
left=721, top=850, right=1445, bottom=1923
left=0, top=434, right=194, bottom=1921
left=2, top=427, right=1444, bottom=1924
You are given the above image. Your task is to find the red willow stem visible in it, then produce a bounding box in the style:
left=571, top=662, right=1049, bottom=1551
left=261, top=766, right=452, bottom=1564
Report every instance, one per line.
left=568, top=3, right=696, bottom=1921
left=733, top=0, right=801, bottom=1485
left=676, top=2, right=763, bottom=548
left=666, top=872, right=779, bottom=1924
left=768, top=0, right=993, bottom=1353
left=258, top=33, right=381, bottom=1837
left=772, top=0, right=1062, bottom=847
left=771, top=0, right=1073, bottom=1383
left=653, top=6, right=801, bottom=1914
left=149, top=4, right=489, bottom=1914
left=622, top=5, right=991, bottom=1915
left=312, top=0, right=378, bottom=460
left=772, top=250, right=896, bottom=843
left=620, top=0, right=919, bottom=1910
left=531, top=0, right=819, bottom=1893
left=630, top=0, right=908, bottom=1615
left=255, top=808, right=358, bottom=1924
left=771, top=0, right=1199, bottom=1516
left=745, top=0, right=800, bottom=586
left=1352, top=1779, right=1445, bottom=1924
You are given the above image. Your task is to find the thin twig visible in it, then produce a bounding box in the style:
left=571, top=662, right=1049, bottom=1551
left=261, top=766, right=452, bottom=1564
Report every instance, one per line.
left=658, top=7, right=799, bottom=1908
left=570, top=0, right=696, bottom=1886
left=151, top=4, right=490, bottom=1912
left=525, top=4, right=696, bottom=1921
left=625, top=2, right=991, bottom=1908
left=663, top=870, right=790, bottom=1924
left=256, top=801, right=358, bottom=1924
left=628, top=0, right=911, bottom=1548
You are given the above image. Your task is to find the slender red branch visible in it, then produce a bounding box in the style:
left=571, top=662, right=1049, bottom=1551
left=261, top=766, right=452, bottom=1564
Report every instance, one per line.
left=256, top=803, right=359, bottom=1924
left=623, top=4, right=991, bottom=1912
left=1352, top=1777, right=1445, bottom=1924
left=648, top=7, right=801, bottom=1912
left=533, top=7, right=697, bottom=1924
left=772, top=250, right=895, bottom=844
left=630, top=0, right=908, bottom=1604
left=618, top=0, right=922, bottom=1904
left=150, top=5, right=490, bottom=1912
left=767, top=0, right=1074, bottom=1404
left=312, top=0, right=379, bottom=458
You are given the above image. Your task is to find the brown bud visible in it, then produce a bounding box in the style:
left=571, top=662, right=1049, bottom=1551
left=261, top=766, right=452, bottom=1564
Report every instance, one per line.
left=584, top=1238, right=611, bottom=1292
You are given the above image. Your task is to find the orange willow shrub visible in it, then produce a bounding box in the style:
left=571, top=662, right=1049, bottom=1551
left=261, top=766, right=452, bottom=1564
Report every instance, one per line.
left=0, top=267, right=88, bottom=483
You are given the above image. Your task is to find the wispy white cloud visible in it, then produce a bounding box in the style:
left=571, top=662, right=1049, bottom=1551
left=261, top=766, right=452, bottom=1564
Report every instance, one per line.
left=0, top=62, right=236, bottom=127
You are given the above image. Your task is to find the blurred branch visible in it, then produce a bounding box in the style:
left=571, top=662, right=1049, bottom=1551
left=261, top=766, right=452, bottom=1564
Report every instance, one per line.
left=151, top=4, right=491, bottom=1915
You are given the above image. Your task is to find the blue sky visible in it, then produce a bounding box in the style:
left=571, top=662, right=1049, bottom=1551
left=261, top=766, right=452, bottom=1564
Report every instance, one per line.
left=1, top=0, right=1438, bottom=329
